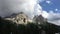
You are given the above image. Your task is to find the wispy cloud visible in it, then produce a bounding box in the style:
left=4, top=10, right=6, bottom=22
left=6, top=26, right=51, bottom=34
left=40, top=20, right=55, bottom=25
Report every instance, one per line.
left=46, top=0, right=51, bottom=4
left=55, top=9, right=58, bottom=11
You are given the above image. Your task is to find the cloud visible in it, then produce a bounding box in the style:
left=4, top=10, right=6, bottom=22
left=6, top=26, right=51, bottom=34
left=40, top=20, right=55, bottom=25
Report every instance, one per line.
left=55, top=9, right=58, bottom=11
left=46, top=0, right=51, bottom=4
left=48, top=12, right=60, bottom=26
left=0, top=0, right=42, bottom=19
left=42, top=11, right=49, bottom=18
left=42, top=10, right=60, bottom=26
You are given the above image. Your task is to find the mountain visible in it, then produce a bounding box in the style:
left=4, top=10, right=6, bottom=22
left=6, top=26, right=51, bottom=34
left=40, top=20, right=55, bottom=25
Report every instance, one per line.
left=33, top=15, right=47, bottom=25
left=0, top=12, right=60, bottom=34
left=4, top=12, right=29, bottom=24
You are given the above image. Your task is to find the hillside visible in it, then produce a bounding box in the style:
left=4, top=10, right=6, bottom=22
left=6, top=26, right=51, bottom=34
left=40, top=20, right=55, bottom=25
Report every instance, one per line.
left=0, top=12, right=60, bottom=34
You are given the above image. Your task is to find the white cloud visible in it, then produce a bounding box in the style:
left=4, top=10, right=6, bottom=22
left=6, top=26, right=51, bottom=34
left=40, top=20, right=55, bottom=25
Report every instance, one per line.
left=42, top=11, right=49, bottom=18
left=46, top=0, right=51, bottom=4
left=0, top=0, right=42, bottom=19
left=48, top=20, right=60, bottom=26
left=55, top=9, right=58, bottom=11
left=48, top=13, right=60, bottom=26
left=42, top=10, right=60, bottom=26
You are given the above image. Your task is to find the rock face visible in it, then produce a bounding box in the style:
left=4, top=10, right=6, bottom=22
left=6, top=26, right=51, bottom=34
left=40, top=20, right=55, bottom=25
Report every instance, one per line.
left=33, top=15, right=47, bottom=25
left=4, top=12, right=28, bottom=24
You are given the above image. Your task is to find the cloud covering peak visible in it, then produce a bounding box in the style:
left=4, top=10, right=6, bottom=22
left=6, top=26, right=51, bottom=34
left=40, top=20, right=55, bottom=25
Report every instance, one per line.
left=0, top=0, right=42, bottom=19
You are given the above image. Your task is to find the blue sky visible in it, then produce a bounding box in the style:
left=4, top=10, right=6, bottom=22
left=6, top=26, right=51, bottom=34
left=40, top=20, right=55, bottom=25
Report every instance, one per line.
left=39, top=0, right=60, bottom=13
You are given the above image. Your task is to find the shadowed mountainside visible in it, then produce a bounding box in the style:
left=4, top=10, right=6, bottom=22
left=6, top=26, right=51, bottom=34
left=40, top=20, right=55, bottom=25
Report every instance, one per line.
left=0, top=17, right=60, bottom=34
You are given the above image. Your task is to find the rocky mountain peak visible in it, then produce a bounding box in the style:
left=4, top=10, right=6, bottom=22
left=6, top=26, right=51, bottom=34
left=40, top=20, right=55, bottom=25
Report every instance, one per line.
left=33, top=15, right=47, bottom=25
left=4, top=12, right=28, bottom=24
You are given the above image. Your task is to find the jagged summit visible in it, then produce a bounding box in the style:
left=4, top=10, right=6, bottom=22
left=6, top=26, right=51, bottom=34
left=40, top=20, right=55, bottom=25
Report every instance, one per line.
left=33, top=15, right=47, bottom=25
left=4, top=12, right=29, bottom=24
left=3, top=12, right=47, bottom=25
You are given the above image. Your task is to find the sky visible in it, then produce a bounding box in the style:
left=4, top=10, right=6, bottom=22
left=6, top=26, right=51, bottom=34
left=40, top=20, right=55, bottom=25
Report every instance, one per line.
left=40, top=0, right=60, bottom=13
left=39, top=0, right=60, bottom=26
left=0, top=0, right=60, bottom=26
